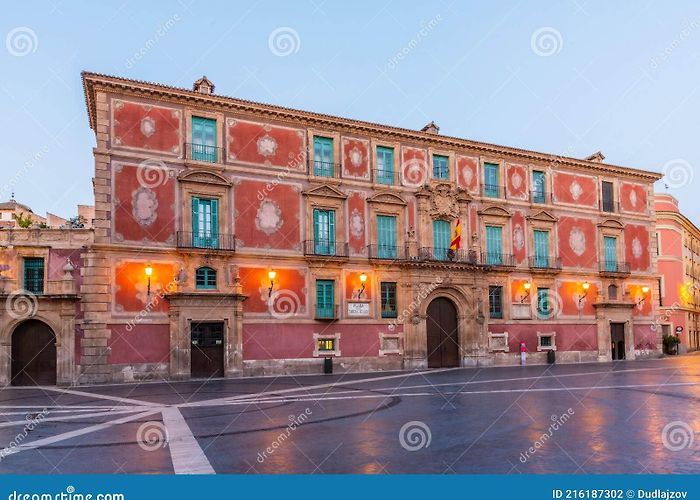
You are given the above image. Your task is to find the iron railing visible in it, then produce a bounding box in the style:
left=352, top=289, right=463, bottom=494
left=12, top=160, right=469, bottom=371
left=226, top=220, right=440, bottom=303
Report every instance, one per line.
left=185, top=143, right=224, bottom=164
left=303, top=240, right=349, bottom=257
left=176, top=231, right=236, bottom=251
left=599, top=261, right=631, bottom=274
left=367, top=244, right=408, bottom=260
left=528, top=256, right=562, bottom=270
left=481, top=252, right=516, bottom=267
left=310, top=160, right=341, bottom=178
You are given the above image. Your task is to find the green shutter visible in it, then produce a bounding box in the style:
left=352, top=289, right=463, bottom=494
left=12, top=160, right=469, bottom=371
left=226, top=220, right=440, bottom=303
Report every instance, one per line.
left=191, top=117, right=217, bottom=162
left=316, top=280, right=334, bottom=318
left=381, top=282, right=397, bottom=318
left=313, top=137, right=334, bottom=176
left=23, top=258, right=44, bottom=294
left=377, top=147, right=394, bottom=185
left=377, top=215, right=397, bottom=258
left=433, top=220, right=450, bottom=260
left=192, top=198, right=218, bottom=248
left=604, top=236, right=617, bottom=271
left=537, top=288, right=550, bottom=319
left=433, top=155, right=448, bottom=180
left=313, top=209, right=335, bottom=255
left=533, top=171, right=545, bottom=203
left=534, top=230, right=549, bottom=267
left=486, top=226, right=503, bottom=265
left=484, top=163, right=499, bottom=197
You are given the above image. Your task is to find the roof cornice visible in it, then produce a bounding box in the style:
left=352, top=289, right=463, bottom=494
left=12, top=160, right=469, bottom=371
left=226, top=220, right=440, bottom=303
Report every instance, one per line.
left=656, top=210, right=700, bottom=237
left=82, top=71, right=663, bottom=181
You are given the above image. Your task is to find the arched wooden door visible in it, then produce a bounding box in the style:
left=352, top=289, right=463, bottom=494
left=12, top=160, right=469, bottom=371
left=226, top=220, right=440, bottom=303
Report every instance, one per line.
left=426, top=297, right=459, bottom=368
left=11, top=320, right=57, bottom=386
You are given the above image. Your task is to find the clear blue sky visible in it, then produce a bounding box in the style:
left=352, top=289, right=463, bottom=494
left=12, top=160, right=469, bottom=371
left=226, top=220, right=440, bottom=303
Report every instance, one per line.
left=2, top=1, right=699, bottom=223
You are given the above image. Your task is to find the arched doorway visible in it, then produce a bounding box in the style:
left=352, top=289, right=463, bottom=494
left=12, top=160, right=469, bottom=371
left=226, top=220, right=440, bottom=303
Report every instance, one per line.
left=426, top=297, right=459, bottom=368
left=11, top=320, right=57, bottom=386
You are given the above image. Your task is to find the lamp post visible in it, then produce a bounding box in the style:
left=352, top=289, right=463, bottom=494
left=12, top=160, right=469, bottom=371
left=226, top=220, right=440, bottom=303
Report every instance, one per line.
left=520, top=281, right=531, bottom=303
left=578, top=281, right=590, bottom=307
left=358, top=273, right=367, bottom=299
left=636, top=285, right=650, bottom=306
left=268, top=270, right=276, bottom=297
left=145, top=264, right=153, bottom=300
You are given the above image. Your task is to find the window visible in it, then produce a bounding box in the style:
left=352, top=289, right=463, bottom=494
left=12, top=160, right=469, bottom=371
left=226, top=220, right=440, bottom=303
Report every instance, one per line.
left=489, top=286, right=503, bottom=319
left=484, top=162, right=500, bottom=197
left=658, top=278, right=664, bottom=307
left=317, top=338, right=335, bottom=351
left=608, top=284, right=618, bottom=300
left=432, top=155, right=449, bottom=180
left=433, top=220, right=451, bottom=260
left=313, top=209, right=336, bottom=255
left=485, top=226, right=503, bottom=265
left=316, top=280, right=335, bottom=319
left=532, top=170, right=545, bottom=203
left=192, top=197, right=219, bottom=248
left=195, top=267, right=217, bottom=289
left=381, top=282, right=398, bottom=318
left=540, top=335, right=552, bottom=347
left=23, top=257, right=44, bottom=294
left=537, top=288, right=551, bottom=319
left=377, top=215, right=397, bottom=259
left=533, top=230, right=549, bottom=267
left=604, top=236, right=618, bottom=272
left=191, top=116, right=217, bottom=162
left=537, top=332, right=556, bottom=351
left=313, top=136, right=334, bottom=177
left=602, top=181, right=614, bottom=212
left=376, top=146, right=395, bottom=185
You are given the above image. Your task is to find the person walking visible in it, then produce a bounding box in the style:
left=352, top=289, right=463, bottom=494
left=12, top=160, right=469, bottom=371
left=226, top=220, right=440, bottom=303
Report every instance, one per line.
left=520, top=341, right=527, bottom=366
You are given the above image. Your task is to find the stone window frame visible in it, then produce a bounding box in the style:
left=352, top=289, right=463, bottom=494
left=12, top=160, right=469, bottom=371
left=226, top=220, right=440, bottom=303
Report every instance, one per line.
left=184, top=108, right=225, bottom=163
left=302, top=185, right=348, bottom=250
left=178, top=170, right=232, bottom=240
left=526, top=210, right=559, bottom=265
left=537, top=331, right=557, bottom=351
left=366, top=192, right=407, bottom=252
left=369, top=138, right=401, bottom=187
left=477, top=205, right=513, bottom=260
left=488, top=331, right=509, bottom=352
left=598, top=219, right=625, bottom=269
left=307, top=128, right=342, bottom=182
left=313, top=332, right=341, bottom=357
left=479, top=155, right=505, bottom=198
left=378, top=331, right=403, bottom=356
left=599, top=176, right=618, bottom=212
left=428, top=147, right=454, bottom=182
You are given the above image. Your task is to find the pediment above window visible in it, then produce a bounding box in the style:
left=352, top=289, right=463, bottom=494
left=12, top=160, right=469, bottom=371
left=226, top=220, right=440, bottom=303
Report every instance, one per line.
left=478, top=205, right=512, bottom=218
left=527, top=210, right=558, bottom=223
left=178, top=169, right=232, bottom=186
left=367, top=191, right=407, bottom=206
left=598, top=219, right=624, bottom=230
left=302, top=184, right=348, bottom=200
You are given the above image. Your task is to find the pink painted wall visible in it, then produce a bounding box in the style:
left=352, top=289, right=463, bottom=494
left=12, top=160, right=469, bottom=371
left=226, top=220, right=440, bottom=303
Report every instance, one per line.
left=107, top=324, right=170, bottom=364
left=633, top=324, right=657, bottom=350
left=488, top=323, right=598, bottom=352
left=111, top=100, right=182, bottom=155
left=558, top=216, right=597, bottom=269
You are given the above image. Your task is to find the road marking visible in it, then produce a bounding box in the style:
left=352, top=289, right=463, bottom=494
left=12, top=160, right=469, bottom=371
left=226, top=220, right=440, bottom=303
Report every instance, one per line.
left=0, top=408, right=145, bottom=428
left=220, top=380, right=700, bottom=405
left=1, top=409, right=161, bottom=457
left=177, top=367, right=462, bottom=408
left=39, top=386, right=156, bottom=407
left=161, top=406, right=215, bottom=474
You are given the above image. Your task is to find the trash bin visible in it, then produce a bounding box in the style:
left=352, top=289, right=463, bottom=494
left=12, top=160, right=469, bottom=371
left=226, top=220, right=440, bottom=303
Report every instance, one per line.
left=547, top=349, right=556, bottom=364
left=323, top=356, right=333, bottom=374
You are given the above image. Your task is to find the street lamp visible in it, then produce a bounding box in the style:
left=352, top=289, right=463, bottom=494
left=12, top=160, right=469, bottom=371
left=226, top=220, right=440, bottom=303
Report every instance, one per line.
left=520, top=281, right=531, bottom=303
left=636, top=285, right=650, bottom=306
left=145, top=264, right=153, bottom=299
left=358, top=273, right=367, bottom=299
left=268, top=270, right=276, bottom=297
left=578, top=281, right=590, bottom=307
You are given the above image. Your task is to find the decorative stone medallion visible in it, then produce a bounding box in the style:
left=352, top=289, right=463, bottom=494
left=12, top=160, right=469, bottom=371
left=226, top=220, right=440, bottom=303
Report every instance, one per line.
left=255, top=198, right=283, bottom=235
left=256, top=135, right=278, bottom=157
left=462, top=166, right=473, bottom=185
left=131, top=187, right=158, bottom=226
left=568, top=227, right=586, bottom=256
left=349, top=147, right=363, bottom=167
left=569, top=181, right=583, bottom=200
left=629, top=189, right=637, bottom=208
left=513, top=224, right=525, bottom=251
left=632, top=237, right=643, bottom=259
left=140, top=116, right=156, bottom=138
left=511, top=170, right=523, bottom=189
left=350, top=208, right=364, bottom=239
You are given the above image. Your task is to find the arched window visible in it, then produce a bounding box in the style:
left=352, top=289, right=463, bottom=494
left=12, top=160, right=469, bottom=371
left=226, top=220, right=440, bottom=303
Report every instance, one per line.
left=195, top=266, right=217, bottom=289
left=608, top=284, right=618, bottom=300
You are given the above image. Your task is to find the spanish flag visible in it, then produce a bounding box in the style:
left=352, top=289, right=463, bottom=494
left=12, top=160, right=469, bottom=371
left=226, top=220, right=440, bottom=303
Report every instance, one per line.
left=450, top=219, right=461, bottom=251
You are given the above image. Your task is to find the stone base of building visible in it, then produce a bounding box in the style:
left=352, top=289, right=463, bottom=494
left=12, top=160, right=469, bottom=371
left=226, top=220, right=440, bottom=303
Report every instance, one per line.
left=242, top=356, right=403, bottom=377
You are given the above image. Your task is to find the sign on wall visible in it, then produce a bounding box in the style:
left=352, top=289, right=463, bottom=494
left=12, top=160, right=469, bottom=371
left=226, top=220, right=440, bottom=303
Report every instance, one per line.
left=347, top=302, right=370, bottom=317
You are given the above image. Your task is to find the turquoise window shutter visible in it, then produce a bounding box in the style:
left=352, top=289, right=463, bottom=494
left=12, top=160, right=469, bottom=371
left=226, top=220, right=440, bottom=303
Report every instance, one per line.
left=484, top=163, right=499, bottom=197
left=316, top=280, right=334, bottom=318
left=604, top=236, right=617, bottom=271
left=486, top=226, right=503, bottom=265
left=377, top=215, right=397, bottom=258
left=433, top=155, right=448, bottom=179
left=191, top=117, right=217, bottom=162
left=313, top=209, right=335, bottom=255
left=537, top=288, right=550, bottom=319
left=313, top=137, right=334, bottom=176
left=433, top=220, right=450, bottom=260
left=533, top=171, right=545, bottom=203
left=534, top=230, right=549, bottom=267
left=377, top=147, right=394, bottom=184
left=210, top=199, right=219, bottom=248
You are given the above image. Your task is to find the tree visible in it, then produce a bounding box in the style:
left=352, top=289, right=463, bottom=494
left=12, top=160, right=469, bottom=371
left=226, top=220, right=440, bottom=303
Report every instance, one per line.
left=67, top=215, right=87, bottom=228
left=12, top=212, right=33, bottom=228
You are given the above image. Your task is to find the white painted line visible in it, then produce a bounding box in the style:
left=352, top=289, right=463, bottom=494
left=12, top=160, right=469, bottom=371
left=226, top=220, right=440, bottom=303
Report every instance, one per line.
left=39, top=386, right=156, bottom=407
left=161, top=406, right=215, bottom=475
left=177, top=367, right=462, bottom=408
left=0, top=408, right=146, bottom=428
left=2, top=409, right=161, bottom=457
left=220, top=381, right=700, bottom=405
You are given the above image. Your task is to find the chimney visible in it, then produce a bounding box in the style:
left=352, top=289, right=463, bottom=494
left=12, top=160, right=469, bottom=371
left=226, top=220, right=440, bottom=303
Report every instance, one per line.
left=193, top=76, right=215, bottom=95
left=585, top=151, right=605, bottom=163
left=420, top=121, right=440, bottom=135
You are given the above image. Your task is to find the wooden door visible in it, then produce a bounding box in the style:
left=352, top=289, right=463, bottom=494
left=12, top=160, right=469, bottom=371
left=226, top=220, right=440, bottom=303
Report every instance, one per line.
left=11, top=320, right=56, bottom=386
left=426, top=298, right=459, bottom=368
left=191, top=322, right=224, bottom=378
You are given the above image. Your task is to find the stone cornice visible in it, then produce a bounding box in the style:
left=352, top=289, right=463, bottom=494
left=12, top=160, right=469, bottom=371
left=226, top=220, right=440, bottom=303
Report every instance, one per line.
left=656, top=210, right=700, bottom=238
left=82, top=71, right=663, bottom=182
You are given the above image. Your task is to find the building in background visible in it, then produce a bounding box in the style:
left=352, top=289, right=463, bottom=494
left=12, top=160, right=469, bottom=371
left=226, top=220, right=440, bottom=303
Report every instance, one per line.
left=0, top=197, right=46, bottom=228
left=0, top=72, right=664, bottom=386
left=654, top=193, right=700, bottom=352
left=0, top=195, right=93, bottom=229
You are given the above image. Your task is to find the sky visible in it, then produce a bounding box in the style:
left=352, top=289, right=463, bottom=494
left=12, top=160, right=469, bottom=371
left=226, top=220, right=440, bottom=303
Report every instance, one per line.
left=1, top=0, right=699, bottom=223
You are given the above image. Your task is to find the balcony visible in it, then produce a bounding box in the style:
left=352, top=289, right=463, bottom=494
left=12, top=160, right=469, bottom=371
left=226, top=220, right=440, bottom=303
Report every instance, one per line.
left=185, top=143, right=224, bottom=164
left=599, top=261, right=631, bottom=275
left=315, top=304, right=339, bottom=320
left=373, top=168, right=398, bottom=186
left=601, top=200, right=619, bottom=214
left=303, top=240, right=349, bottom=258
left=530, top=190, right=550, bottom=204
left=418, top=247, right=479, bottom=264
left=529, top=256, right=562, bottom=271
left=310, top=160, right=341, bottom=178
left=481, top=252, right=516, bottom=268
left=482, top=184, right=505, bottom=199
left=176, top=231, right=236, bottom=251
left=367, top=244, right=407, bottom=261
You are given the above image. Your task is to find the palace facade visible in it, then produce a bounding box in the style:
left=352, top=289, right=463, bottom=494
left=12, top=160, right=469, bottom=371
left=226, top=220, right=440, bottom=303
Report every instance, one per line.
left=0, top=72, right=664, bottom=385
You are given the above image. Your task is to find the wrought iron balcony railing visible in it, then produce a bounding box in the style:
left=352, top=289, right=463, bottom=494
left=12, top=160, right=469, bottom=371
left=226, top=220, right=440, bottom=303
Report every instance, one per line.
left=599, top=261, right=631, bottom=274
left=177, top=231, right=236, bottom=251
left=185, top=143, right=224, bottom=164
left=367, top=244, right=408, bottom=260
left=373, top=168, right=398, bottom=185
left=418, top=247, right=479, bottom=264
left=529, top=256, right=562, bottom=270
left=303, top=240, right=349, bottom=257
left=530, top=190, right=550, bottom=204
left=310, top=160, right=341, bottom=178
left=315, top=304, right=340, bottom=320
left=481, top=252, right=516, bottom=267
left=482, top=184, right=505, bottom=199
